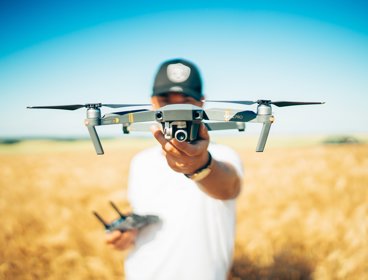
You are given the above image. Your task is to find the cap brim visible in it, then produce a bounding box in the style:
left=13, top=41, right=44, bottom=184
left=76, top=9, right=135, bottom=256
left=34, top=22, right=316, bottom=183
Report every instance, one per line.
left=152, top=86, right=203, bottom=101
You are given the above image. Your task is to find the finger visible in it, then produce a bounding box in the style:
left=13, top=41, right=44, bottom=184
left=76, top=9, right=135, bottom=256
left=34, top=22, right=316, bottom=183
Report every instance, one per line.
left=165, top=156, right=186, bottom=173
left=114, top=234, right=131, bottom=250
left=150, top=125, right=182, bottom=157
left=105, top=230, right=122, bottom=244
left=114, top=230, right=137, bottom=250
left=171, top=123, right=209, bottom=155
left=174, top=161, right=185, bottom=168
left=150, top=125, right=165, bottom=145
left=171, top=138, right=208, bottom=157
left=198, top=123, right=210, bottom=141
left=170, top=139, right=191, bottom=152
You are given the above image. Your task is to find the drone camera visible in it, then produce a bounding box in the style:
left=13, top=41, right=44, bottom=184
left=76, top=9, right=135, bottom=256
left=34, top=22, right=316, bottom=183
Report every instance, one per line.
left=163, top=127, right=172, bottom=139
left=164, top=121, right=189, bottom=142
left=175, top=130, right=188, bottom=142
left=162, top=121, right=199, bottom=142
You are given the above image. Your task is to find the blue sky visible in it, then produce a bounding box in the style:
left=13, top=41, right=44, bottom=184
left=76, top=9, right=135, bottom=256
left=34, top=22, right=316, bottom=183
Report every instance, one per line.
left=0, top=0, right=367, bottom=138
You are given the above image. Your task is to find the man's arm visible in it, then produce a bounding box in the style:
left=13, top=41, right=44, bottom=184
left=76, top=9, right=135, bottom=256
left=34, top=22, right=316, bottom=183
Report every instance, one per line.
left=151, top=124, right=242, bottom=200
left=195, top=155, right=241, bottom=200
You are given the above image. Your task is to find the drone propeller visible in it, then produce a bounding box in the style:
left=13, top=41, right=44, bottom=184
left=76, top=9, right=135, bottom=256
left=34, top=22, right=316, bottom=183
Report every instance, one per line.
left=109, top=108, right=149, bottom=115
left=206, top=100, right=324, bottom=107
left=27, top=103, right=151, bottom=111
left=205, top=100, right=256, bottom=105
left=266, top=101, right=325, bottom=107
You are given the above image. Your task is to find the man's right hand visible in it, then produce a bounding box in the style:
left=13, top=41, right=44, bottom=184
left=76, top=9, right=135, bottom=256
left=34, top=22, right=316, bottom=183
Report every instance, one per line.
left=105, top=229, right=138, bottom=251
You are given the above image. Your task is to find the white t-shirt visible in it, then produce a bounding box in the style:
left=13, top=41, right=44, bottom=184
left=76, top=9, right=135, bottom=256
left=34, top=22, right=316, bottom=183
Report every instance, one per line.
left=125, top=143, right=243, bottom=280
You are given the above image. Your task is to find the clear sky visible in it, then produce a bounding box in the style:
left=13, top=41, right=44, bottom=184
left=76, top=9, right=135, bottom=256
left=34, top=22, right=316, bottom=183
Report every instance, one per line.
left=1, top=0, right=367, bottom=138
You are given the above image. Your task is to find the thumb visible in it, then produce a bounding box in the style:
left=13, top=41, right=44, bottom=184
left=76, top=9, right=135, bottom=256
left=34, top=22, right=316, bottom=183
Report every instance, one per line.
left=198, top=123, right=210, bottom=141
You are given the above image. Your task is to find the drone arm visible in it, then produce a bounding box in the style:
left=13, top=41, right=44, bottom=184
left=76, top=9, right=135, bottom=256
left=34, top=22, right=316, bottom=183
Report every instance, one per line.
left=204, top=108, right=240, bottom=121
left=87, top=126, right=104, bottom=155
left=101, top=110, right=156, bottom=125
left=205, top=122, right=244, bottom=131
left=204, top=108, right=257, bottom=122
left=256, top=122, right=272, bottom=152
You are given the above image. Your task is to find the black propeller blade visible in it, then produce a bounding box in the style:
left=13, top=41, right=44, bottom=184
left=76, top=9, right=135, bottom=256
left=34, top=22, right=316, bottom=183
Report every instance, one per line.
left=27, top=103, right=151, bottom=111
left=205, top=100, right=324, bottom=107
left=27, top=104, right=89, bottom=110
left=108, top=108, right=149, bottom=115
left=103, top=103, right=151, bottom=108
left=269, top=101, right=325, bottom=107
left=205, top=100, right=256, bottom=105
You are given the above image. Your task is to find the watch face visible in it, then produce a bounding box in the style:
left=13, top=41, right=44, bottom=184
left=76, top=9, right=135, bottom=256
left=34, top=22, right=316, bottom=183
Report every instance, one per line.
left=191, top=168, right=212, bottom=182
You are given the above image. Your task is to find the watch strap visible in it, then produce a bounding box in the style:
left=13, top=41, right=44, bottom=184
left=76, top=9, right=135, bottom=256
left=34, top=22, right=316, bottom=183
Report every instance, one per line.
left=184, top=152, right=212, bottom=181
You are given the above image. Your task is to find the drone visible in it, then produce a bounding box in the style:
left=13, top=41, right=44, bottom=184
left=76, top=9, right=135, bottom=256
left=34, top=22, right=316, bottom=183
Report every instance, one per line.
left=27, top=99, right=324, bottom=154
left=93, top=201, right=159, bottom=232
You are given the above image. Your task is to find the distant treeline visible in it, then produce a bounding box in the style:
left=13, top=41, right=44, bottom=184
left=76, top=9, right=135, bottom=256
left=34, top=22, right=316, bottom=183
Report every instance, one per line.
left=0, top=137, right=90, bottom=145
left=323, top=135, right=362, bottom=144
left=0, top=136, right=149, bottom=145
left=1, top=134, right=365, bottom=146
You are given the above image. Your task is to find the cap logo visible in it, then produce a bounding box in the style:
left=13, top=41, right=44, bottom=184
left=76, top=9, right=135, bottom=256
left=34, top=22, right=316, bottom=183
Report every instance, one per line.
left=169, top=86, right=183, bottom=92
left=167, top=63, right=191, bottom=83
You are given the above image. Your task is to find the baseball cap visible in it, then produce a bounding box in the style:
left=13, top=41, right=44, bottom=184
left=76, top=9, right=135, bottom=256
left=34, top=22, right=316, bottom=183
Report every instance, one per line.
left=152, top=58, right=203, bottom=101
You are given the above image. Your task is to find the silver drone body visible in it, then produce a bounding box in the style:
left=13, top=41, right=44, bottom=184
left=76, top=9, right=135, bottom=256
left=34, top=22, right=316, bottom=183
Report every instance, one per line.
left=27, top=100, right=324, bottom=155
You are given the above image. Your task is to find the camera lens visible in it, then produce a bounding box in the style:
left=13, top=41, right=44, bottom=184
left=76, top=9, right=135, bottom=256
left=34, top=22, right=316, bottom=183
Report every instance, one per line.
left=175, top=130, right=188, bottom=142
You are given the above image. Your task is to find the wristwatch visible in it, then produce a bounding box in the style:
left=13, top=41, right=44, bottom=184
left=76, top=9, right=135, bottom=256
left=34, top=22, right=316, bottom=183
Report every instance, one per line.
left=184, top=152, right=213, bottom=182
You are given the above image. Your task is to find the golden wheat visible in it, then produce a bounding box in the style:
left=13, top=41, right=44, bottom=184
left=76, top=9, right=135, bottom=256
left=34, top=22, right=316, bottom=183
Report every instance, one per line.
left=0, top=138, right=367, bottom=279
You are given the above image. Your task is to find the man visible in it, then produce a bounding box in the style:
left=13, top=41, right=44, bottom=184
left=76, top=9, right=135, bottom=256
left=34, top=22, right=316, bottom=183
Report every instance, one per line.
left=106, top=58, right=243, bottom=280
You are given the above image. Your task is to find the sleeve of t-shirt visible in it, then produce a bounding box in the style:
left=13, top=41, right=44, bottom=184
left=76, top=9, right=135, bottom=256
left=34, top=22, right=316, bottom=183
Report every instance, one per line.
left=209, top=144, right=244, bottom=179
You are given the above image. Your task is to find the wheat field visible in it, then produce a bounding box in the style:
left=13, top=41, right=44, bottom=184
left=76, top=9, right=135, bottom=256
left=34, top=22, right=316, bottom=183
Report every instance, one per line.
left=0, top=136, right=367, bottom=280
